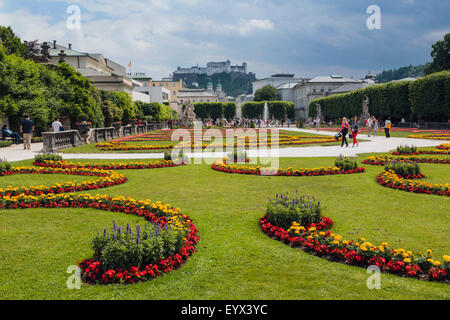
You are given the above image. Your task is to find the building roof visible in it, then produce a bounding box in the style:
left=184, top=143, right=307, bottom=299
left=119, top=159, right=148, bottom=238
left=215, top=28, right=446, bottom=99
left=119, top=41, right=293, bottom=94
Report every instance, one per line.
left=329, top=82, right=374, bottom=94
left=276, top=83, right=300, bottom=90
left=178, top=90, right=217, bottom=98
left=308, top=75, right=360, bottom=83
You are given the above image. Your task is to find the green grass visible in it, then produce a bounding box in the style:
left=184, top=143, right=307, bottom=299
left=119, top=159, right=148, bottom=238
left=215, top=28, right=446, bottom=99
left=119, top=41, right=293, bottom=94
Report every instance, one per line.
left=61, top=130, right=367, bottom=154
left=0, top=156, right=448, bottom=300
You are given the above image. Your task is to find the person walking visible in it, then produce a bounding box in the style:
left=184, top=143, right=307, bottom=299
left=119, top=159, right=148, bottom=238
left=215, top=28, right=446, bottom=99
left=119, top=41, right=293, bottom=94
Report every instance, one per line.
left=1, top=124, right=22, bottom=144
left=366, top=116, right=373, bottom=137
left=19, top=115, right=34, bottom=150
left=51, top=118, right=62, bottom=132
left=315, top=117, right=321, bottom=132
left=340, top=117, right=349, bottom=148
left=351, top=116, right=359, bottom=147
left=372, top=116, right=379, bottom=137
left=384, top=117, right=392, bottom=138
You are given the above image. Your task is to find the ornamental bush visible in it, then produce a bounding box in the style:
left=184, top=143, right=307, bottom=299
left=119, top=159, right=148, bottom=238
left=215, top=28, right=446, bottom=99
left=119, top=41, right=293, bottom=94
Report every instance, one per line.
left=0, top=159, right=12, bottom=173
left=242, top=102, right=264, bottom=119
left=34, top=153, right=63, bottom=163
left=396, top=145, right=418, bottom=154
left=266, top=193, right=322, bottom=230
left=335, top=155, right=358, bottom=171
left=0, top=140, right=13, bottom=148
left=92, top=221, right=185, bottom=271
left=409, top=70, right=450, bottom=122
left=192, top=102, right=236, bottom=121
left=385, top=161, right=421, bottom=177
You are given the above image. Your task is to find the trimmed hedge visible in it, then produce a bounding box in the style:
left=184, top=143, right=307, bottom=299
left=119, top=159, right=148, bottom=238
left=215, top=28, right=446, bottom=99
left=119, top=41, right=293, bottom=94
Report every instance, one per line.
left=309, top=70, right=450, bottom=122
left=192, top=102, right=237, bottom=121
left=0, top=140, right=13, bottom=148
left=409, top=71, right=450, bottom=122
left=242, top=101, right=295, bottom=120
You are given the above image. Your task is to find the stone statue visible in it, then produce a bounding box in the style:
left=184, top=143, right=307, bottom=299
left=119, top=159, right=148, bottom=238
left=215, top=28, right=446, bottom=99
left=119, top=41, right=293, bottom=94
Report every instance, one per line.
left=315, top=103, right=323, bottom=122
left=360, top=96, right=370, bottom=125
left=182, top=102, right=196, bottom=127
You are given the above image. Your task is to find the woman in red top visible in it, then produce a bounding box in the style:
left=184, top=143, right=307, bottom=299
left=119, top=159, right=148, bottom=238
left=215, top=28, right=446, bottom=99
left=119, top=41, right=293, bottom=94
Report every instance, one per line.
left=340, top=117, right=349, bottom=147
left=351, top=116, right=359, bottom=147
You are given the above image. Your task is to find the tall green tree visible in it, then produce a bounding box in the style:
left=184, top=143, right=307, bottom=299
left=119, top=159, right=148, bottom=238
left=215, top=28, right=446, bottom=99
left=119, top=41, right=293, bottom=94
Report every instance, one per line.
left=254, top=85, right=278, bottom=102
left=0, top=26, right=29, bottom=58
left=425, top=33, right=450, bottom=75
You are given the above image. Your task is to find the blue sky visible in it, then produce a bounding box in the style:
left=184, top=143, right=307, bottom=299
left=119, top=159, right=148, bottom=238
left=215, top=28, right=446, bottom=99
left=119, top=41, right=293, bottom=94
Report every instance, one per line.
left=0, top=0, right=449, bottom=80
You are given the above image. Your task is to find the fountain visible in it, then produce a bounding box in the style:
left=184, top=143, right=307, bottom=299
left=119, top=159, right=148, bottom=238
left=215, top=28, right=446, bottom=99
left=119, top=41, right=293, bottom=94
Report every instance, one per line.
left=263, top=102, right=269, bottom=122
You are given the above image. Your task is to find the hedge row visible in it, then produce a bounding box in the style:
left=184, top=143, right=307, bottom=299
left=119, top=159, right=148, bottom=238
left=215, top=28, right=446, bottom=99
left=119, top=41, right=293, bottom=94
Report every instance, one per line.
left=192, top=102, right=236, bottom=120
left=242, top=101, right=295, bottom=120
left=309, top=70, right=450, bottom=122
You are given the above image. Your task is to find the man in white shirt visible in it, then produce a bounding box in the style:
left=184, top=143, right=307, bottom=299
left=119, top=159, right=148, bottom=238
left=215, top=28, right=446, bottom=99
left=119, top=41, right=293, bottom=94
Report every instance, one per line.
left=366, top=117, right=373, bottom=137
left=52, top=118, right=62, bottom=132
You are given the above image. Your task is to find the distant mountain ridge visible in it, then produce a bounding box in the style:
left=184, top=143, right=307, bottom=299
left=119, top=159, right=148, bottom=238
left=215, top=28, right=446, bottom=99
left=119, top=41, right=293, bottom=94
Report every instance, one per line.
left=376, top=63, right=430, bottom=83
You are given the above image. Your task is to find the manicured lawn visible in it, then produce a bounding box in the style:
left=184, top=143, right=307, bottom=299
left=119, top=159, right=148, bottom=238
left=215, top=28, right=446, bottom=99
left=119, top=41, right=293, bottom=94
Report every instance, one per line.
left=60, top=130, right=366, bottom=154
left=0, top=155, right=448, bottom=299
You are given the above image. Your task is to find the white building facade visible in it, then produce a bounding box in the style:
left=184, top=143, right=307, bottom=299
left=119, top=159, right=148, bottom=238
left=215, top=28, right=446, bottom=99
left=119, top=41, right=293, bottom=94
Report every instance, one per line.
left=293, top=76, right=363, bottom=119
left=252, top=74, right=305, bottom=95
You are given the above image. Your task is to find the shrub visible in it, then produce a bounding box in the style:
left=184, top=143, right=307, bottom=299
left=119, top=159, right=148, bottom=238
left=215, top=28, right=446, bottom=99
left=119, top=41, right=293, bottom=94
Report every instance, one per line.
left=385, top=161, right=421, bottom=177
left=0, top=159, right=12, bottom=173
left=164, top=151, right=188, bottom=163
left=266, top=192, right=322, bottom=229
left=409, top=70, right=450, bottom=122
left=226, top=150, right=249, bottom=163
left=31, top=136, right=43, bottom=143
left=91, top=221, right=185, bottom=270
left=0, top=140, right=13, bottom=148
left=34, top=153, right=63, bottom=162
left=335, top=155, right=358, bottom=171
left=396, top=145, right=418, bottom=154
left=242, top=102, right=264, bottom=119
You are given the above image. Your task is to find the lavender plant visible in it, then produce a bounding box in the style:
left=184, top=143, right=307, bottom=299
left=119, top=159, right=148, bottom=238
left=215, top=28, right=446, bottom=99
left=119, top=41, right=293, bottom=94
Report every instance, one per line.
left=266, top=191, right=322, bottom=229
left=91, top=221, right=185, bottom=271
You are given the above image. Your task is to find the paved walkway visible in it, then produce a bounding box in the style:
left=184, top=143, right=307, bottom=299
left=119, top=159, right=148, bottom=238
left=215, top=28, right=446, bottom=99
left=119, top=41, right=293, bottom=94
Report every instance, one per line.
left=1, top=129, right=448, bottom=162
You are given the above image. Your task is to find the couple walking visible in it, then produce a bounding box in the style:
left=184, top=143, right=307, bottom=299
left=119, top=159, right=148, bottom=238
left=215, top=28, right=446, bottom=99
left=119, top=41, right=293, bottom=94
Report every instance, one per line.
left=339, top=116, right=359, bottom=148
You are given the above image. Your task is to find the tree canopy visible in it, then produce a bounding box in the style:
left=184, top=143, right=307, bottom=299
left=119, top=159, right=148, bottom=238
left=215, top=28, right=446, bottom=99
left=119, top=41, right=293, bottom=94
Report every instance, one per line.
left=425, top=33, right=450, bottom=75
left=254, top=85, right=278, bottom=102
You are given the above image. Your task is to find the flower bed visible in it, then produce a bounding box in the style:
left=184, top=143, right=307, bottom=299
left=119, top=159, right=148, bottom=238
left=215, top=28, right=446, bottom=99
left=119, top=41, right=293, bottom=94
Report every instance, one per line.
left=0, top=158, right=199, bottom=285
left=437, top=144, right=450, bottom=150
left=0, top=193, right=198, bottom=285
left=96, top=137, right=338, bottom=151
left=376, top=170, right=449, bottom=196
left=259, top=193, right=449, bottom=283
left=0, top=166, right=127, bottom=197
left=34, top=159, right=186, bottom=171
left=407, top=134, right=450, bottom=140
left=211, top=161, right=365, bottom=176
left=363, top=155, right=450, bottom=166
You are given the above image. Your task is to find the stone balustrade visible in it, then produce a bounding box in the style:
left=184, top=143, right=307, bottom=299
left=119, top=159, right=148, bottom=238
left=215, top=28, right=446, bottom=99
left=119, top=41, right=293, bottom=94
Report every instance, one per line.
left=122, top=125, right=133, bottom=136
left=42, top=130, right=84, bottom=153
left=41, top=123, right=166, bottom=153
left=88, top=127, right=115, bottom=143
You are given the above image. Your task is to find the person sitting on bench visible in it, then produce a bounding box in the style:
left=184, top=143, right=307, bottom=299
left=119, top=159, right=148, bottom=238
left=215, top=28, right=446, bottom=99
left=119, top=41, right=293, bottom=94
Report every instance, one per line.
left=2, top=124, right=22, bottom=144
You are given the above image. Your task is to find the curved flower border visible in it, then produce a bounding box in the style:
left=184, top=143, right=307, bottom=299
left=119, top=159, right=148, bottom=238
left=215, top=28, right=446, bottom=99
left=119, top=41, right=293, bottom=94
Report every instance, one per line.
left=376, top=170, right=449, bottom=196
left=408, top=134, right=450, bottom=140
left=363, top=155, right=450, bottom=166
left=34, top=159, right=186, bottom=171
left=96, top=135, right=338, bottom=151
left=0, top=193, right=199, bottom=285
left=259, top=216, right=449, bottom=283
left=0, top=167, right=127, bottom=197
left=211, top=161, right=365, bottom=177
